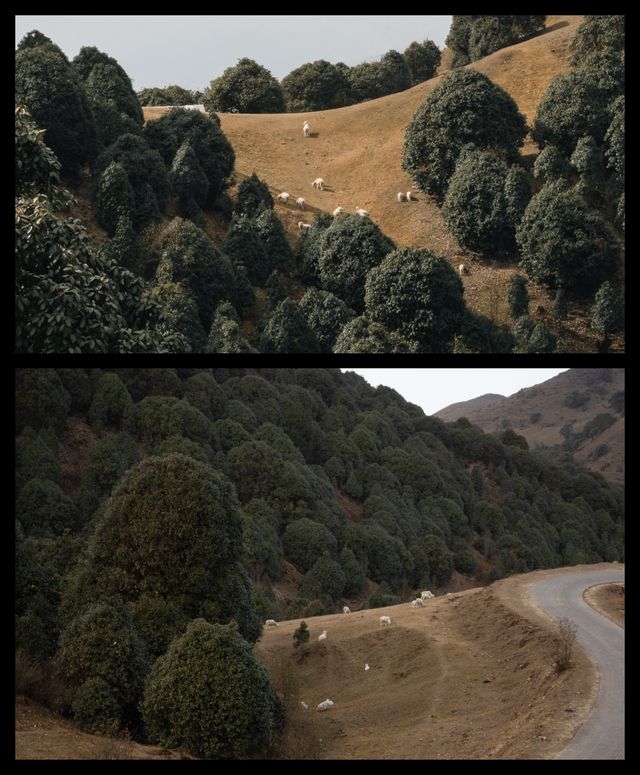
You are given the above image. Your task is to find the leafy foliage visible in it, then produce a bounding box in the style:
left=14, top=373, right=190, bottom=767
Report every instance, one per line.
left=403, top=40, right=441, bottom=84
left=298, top=287, right=356, bottom=353
left=260, top=300, right=321, bottom=354
left=333, top=317, right=415, bottom=353
left=221, top=216, right=272, bottom=286
left=591, top=281, right=624, bottom=339
left=203, top=58, right=286, bottom=114
left=507, top=275, right=529, bottom=319
left=446, top=16, right=546, bottom=67
left=235, top=172, right=274, bottom=218
left=282, top=60, right=352, bottom=112
left=169, top=139, right=209, bottom=218
left=402, top=69, right=527, bottom=201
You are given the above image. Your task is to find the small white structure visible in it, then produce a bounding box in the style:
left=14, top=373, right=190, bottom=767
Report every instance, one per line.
left=317, top=698, right=334, bottom=711
left=296, top=197, right=305, bottom=209
left=379, top=615, right=391, bottom=626
left=397, top=192, right=406, bottom=202
left=312, top=178, right=325, bottom=190
left=265, top=619, right=279, bottom=627
left=333, top=206, right=344, bottom=217
left=343, top=606, right=351, bottom=614
left=355, top=207, right=369, bottom=217
left=421, top=590, right=435, bottom=601
left=276, top=192, right=290, bottom=203
left=364, top=663, right=370, bottom=671
left=298, top=221, right=312, bottom=229
left=318, top=629, right=328, bottom=642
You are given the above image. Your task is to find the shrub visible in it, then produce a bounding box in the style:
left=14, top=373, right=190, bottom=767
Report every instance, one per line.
left=88, top=372, right=133, bottom=432
left=532, top=145, right=574, bottom=184
left=71, top=678, right=122, bottom=734
left=15, top=106, right=64, bottom=199
left=282, top=518, right=337, bottom=573
left=552, top=617, right=577, bottom=672
left=553, top=288, right=568, bottom=320
left=402, top=69, right=527, bottom=201
left=318, top=214, right=395, bottom=313
left=234, top=172, right=274, bottom=217
left=16, top=427, right=60, bottom=492
left=182, top=372, right=226, bottom=419
left=446, top=16, right=546, bottom=67
left=203, top=58, right=286, bottom=113
left=364, top=247, right=465, bottom=352
left=516, top=182, right=619, bottom=296
left=570, top=15, right=625, bottom=67
left=507, top=275, right=529, bottom=319
left=443, top=147, right=531, bottom=254
left=221, top=216, right=272, bottom=285
left=527, top=323, right=558, bottom=353
left=142, top=619, right=281, bottom=758
left=125, top=396, right=211, bottom=449
left=255, top=209, right=295, bottom=274
left=591, top=281, right=624, bottom=347
left=147, top=282, right=207, bottom=353
left=403, top=39, right=441, bottom=84
left=207, top=306, right=257, bottom=353
left=169, top=139, right=209, bottom=218
left=300, top=556, right=346, bottom=601
left=16, top=479, right=78, bottom=538
left=293, top=621, right=310, bottom=651
left=260, top=300, right=321, bottom=354
left=15, top=369, right=70, bottom=435
left=453, top=310, right=515, bottom=354
left=129, top=594, right=190, bottom=660
left=333, top=317, right=415, bottom=353
left=296, top=212, right=334, bottom=284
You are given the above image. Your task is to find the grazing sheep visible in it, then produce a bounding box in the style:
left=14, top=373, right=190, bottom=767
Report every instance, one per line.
left=296, top=196, right=305, bottom=209
left=397, top=192, right=406, bottom=203
left=355, top=207, right=369, bottom=217
left=298, top=221, right=312, bottom=229
left=301, top=701, right=309, bottom=710
left=379, top=615, right=391, bottom=626
left=303, top=121, right=311, bottom=137
left=406, top=191, right=413, bottom=201
left=276, top=192, right=290, bottom=203
left=365, top=663, right=370, bottom=671
left=459, top=263, right=467, bottom=276
left=421, top=590, right=435, bottom=601
left=317, top=698, right=334, bottom=711
left=318, top=629, right=328, bottom=642
left=343, top=606, right=351, bottom=614
left=312, top=178, right=325, bottom=190
left=411, top=598, right=425, bottom=608
left=333, top=206, right=344, bottom=217
left=265, top=619, right=279, bottom=627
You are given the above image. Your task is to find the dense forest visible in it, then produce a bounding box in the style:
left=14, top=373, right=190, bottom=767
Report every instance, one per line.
left=15, top=368, right=624, bottom=756
left=15, top=16, right=625, bottom=353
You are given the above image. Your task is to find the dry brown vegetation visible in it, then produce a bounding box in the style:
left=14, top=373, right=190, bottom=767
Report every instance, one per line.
left=583, top=582, right=625, bottom=628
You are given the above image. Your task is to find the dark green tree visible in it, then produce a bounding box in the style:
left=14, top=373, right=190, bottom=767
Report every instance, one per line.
left=318, top=214, right=395, bottom=313
left=94, top=161, right=135, bottom=236
left=403, top=40, right=441, bottom=84
left=591, top=281, right=624, bottom=351
left=260, top=299, right=321, bottom=353
left=570, top=15, right=625, bottom=67
left=15, top=369, right=70, bottom=435
left=235, top=172, right=274, bottom=217
left=142, top=619, right=281, bottom=758
left=255, top=209, right=295, bottom=274
left=402, top=69, right=528, bottom=201
left=203, top=58, right=286, bottom=113
left=298, top=287, right=356, bottom=353
left=333, top=317, right=415, bottom=353
left=221, top=215, right=272, bottom=285
left=364, top=247, right=465, bottom=352
left=207, top=304, right=257, bottom=353
left=88, top=372, right=133, bottom=432
left=16, top=479, right=78, bottom=538
left=532, top=145, right=574, bottom=184
left=300, top=556, right=346, bottom=601
left=293, top=620, right=310, bottom=651
left=282, top=60, right=352, bottom=111
left=282, top=517, right=337, bottom=573
left=507, top=274, right=529, bottom=319
left=147, top=282, right=207, bottom=353
left=516, top=182, right=619, bottom=295
left=170, top=138, right=209, bottom=218
left=552, top=288, right=568, bottom=320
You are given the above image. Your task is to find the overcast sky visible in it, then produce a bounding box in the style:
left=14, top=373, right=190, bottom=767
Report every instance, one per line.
left=15, top=15, right=452, bottom=91
left=345, top=369, right=569, bottom=416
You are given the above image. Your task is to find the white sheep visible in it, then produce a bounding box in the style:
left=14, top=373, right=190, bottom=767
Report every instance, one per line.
left=333, top=206, right=344, bottom=217
left=411, top=598, right=424, bottom=608
left=301, top=701, right=309, bottom=710
left=343, top=606, right=351, bottom=614
left=406, top=191, right=413, bottom=202
left=303, top=121, right=310, bottom=137
left=355, top=207, right=369, bottom=217
left=276, top=192, right=290, bottom=203
left=421, top=590, right=435, bottom=601
left=379, top=615, right=391, bottom=626
left=298, top=221, right=312, bottom=229
left=397, top=192, right=406, bottom=203
left=265, top=619, right=279, bottom=627
left=312, top=178, right=325, bottom=190
left=459, top=263, right=467, bottom=276
left=296, top=197, right=305, bottom=209
left=317, top=698, right=334, bottom=711
left=318, top=629, right=328, bottom=642
left=364, top=663, right=370, bottom=671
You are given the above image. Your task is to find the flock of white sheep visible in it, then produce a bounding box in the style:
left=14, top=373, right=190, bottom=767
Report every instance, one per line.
left=264, top=589, right=437, bottom=712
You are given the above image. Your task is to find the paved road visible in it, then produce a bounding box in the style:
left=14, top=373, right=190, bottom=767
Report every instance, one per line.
left=530, top=567, right=625, bottom=760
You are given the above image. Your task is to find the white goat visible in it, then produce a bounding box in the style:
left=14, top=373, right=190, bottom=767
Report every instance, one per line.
left=265, top=619, right=279, bottom=627
left=301, top=701, right=309, bottom=710
left=343, top=606, right=351, bottom=614
left=397, top=192, right=406, bottom=203
left=355, top=207, right=369, bottom=217
left=459, top=263, right=467, bottom=276
left=317, top=698, right=334, bottom=711
left=303, top=121, right=311, bottom=137
left=421, top=590, right=435, bottom=601
left=318, top=629, right=328, bottom=642
left=379, top=615, right=391, bottom=626
left=312, top=178, right=325, bottom=190
left=364, top=663, right=370, bottom=671
left=296, top=196, right=305, bottom=209
left=333, top=206, right=344, bottom=217
left=411, top=598, right=425, bottom=608
left=298, top=221, right=312, bottom=229
left=276, top=192, right=290, bottom=203
left=406, top=191, right=413, bottom=201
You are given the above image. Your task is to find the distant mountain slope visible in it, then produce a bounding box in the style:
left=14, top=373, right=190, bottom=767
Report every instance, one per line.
left=434, top=369, right=624, bottom=484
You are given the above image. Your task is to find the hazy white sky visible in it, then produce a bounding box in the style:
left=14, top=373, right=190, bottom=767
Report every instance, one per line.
left=345, top=369, right=569, bottom=416
left=15, top=15, right=452, bottom=91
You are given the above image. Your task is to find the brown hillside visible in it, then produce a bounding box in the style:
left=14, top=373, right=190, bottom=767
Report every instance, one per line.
left=141, top=16, right=622, bottom=352
left=435, top=368, right=624, bottom=484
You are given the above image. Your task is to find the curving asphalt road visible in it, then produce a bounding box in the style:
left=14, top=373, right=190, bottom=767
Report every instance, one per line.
left=530, top=567, right=625, bottom=760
